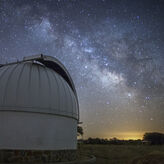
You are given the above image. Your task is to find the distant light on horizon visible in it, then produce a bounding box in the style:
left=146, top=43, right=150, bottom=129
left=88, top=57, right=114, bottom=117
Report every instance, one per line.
left=82, top=131, right=143, bottom=140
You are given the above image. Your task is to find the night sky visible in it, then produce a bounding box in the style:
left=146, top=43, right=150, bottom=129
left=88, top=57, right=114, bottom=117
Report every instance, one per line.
left=0, top=0, right=164, bottom=139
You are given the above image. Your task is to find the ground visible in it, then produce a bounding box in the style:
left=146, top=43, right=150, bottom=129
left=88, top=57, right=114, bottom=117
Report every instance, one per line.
left=78, top=144, right=164, bottom=164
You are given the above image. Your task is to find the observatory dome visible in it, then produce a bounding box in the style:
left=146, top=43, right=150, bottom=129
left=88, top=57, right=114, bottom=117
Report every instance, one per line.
left=0, top=55, right=79, bottom=150
left=0, top=58, right=78, bottom=119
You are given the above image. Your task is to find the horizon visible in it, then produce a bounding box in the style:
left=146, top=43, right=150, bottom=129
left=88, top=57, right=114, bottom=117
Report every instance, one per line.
left=80, top=131, right=164, bottom=141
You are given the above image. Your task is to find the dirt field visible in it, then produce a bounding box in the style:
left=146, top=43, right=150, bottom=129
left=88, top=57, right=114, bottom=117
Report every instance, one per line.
left=78, top=144, right=164, bottom=164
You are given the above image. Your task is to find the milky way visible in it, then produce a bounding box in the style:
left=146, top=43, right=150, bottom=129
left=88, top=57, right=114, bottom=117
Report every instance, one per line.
left=0, top=0, right=164, bottom=139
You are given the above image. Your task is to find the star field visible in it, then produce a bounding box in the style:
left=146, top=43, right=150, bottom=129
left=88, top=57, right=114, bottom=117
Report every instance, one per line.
left=0, top=0, right=164, bottom=139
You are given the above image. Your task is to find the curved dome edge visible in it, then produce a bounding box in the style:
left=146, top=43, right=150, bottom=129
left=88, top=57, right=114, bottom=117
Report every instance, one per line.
left=0, top=54, right=79, bottom=121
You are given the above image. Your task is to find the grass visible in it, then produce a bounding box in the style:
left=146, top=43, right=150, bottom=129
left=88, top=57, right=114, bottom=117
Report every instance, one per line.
left=78, top=144, right=164, bottom=164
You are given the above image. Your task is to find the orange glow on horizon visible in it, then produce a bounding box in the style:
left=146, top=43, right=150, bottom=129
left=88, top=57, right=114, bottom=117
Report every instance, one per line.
left=85, top=131, right=144, bottom=140
left=114, top=132, right=143, bottom=140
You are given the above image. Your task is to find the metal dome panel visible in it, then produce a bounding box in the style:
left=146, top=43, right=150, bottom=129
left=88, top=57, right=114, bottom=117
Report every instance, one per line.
left=0, top=56, right=79, bottom=120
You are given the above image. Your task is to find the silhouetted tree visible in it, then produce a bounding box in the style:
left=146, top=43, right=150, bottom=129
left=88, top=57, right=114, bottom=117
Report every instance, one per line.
left=143, top=132, right=164, bottom=145
left=77, top=126, right=83, bottom=137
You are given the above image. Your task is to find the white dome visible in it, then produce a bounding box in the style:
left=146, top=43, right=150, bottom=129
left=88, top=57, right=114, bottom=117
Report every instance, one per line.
left=0, top=55, right=79, bottom=120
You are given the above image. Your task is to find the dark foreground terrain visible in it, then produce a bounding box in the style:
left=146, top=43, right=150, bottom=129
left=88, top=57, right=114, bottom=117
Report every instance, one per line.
left=78, top=144, right=164, bottom=164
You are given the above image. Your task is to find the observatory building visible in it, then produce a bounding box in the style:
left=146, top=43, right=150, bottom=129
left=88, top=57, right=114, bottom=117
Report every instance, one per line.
left=0, top=54, right=79, bottom=162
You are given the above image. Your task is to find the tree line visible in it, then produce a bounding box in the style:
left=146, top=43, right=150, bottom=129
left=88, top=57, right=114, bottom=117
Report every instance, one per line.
left=79, top=137, right=143, bottom=145
left=77, top=127, right=164, bottom=145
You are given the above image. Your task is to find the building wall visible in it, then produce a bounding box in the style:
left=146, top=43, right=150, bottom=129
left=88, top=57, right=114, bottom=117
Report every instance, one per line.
left=0, top=111, right=77, bottom=150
